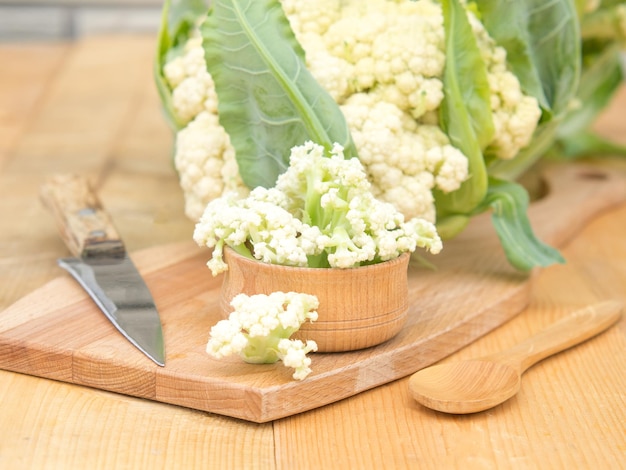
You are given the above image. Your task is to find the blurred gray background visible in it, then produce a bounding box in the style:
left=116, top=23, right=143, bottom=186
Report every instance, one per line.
left=0, top=0, right=163, bottom=40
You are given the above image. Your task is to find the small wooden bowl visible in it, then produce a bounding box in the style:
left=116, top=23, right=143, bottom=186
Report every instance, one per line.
left=220, top=247, right=410, bottom=352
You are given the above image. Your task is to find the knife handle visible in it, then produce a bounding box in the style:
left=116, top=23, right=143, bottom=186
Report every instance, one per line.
left=40, top=174, right=125, bottom=258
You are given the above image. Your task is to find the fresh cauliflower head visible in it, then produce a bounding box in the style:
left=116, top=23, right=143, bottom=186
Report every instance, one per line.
left=163, top=0, right=541, bottom=223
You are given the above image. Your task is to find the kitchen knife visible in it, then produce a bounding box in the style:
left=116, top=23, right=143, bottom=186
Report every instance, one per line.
left=40, top=174, right=165, bottom=366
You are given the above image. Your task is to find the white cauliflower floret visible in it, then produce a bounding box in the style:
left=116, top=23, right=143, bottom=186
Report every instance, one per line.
left=194, top=186, right=323, bottom=275
left=164, top=36, right=246, bottom=220
left=340, top=93, right=468, bottom=222
left=296, top=32, right=354, bottom=102
left=467, top=11, right=541, bottom=159
left=425, top=144, right=470, bottom=193
left=164, top=36, right=219, bottom=124
left=277, top=338, right=318, bottom=381
left=324, top=12, right=388, bottom=64
left=320, top=0, right=445, bottom=119
left=280, top=0, right=342, bottom=35
left=486, top=71, right=541, bottom=159
left=207, top=292, right=319, bottom=380
left=175, top=111, right=246, bottom=220
left=370, top=12, right=445, bottom=118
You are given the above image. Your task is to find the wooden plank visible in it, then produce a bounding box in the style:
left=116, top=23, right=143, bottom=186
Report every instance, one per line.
left=0, top=371, right=276, bottom=469
left=0, top=42, right=69, bottom=164
left=3, top=35, right=160, bottom=174
left=0, top=32, right=625, bottom=468
left=1, top=163, right=624, bottom=423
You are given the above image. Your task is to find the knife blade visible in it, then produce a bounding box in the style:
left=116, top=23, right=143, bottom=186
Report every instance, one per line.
left=40, top=174, right=165, bottom=366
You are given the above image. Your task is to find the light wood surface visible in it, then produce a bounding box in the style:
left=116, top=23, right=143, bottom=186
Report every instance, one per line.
left=2, top=163, right=624, bottom=423
left=408, top=301, right=623, bottom=414
left=221, top=247, right=411, bottom=353
left=0, top=35, right=625, bottom=468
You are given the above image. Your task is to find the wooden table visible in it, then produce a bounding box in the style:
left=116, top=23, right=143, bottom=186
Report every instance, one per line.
left=1, top=35, right=625, bottom=469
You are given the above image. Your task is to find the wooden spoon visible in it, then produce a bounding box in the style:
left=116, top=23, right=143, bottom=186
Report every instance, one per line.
left=408, top=300, right=622, bottom=414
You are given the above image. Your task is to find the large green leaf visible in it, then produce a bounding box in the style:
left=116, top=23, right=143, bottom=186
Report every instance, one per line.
left=201, top=0, right=357, bottom=189
left=473, top=0, right=580, bottom=116
left=434, top=0, right=493, bottom=223
left=482, top=178, right=565, bottom=271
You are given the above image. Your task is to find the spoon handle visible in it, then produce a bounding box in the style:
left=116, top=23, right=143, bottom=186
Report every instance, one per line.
left=482, top=300, right=622, bottom=374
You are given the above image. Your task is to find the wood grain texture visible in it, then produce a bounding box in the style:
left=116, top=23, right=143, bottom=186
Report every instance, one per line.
left=0, top=36, right=625, bottom=469
left=40, top=174, right=125, bottom=257
left=0, top=42, right=69, bottom=165
left=1, top=164, right=624, bottom=423
left=221, top=247, right=411, bottom=352
left=480, top=300, right=623, bottom=373
left=407, top=301, right=622, bottom=414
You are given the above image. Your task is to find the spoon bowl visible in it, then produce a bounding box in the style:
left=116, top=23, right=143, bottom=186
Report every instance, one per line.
left=409, top=360, right=520, bottom=414
left=408, top=301, right=622, bottom=414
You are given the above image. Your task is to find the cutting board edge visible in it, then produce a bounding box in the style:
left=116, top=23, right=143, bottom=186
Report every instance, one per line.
left=145, top=278, right=533, bottom=423
left=0, top=337, right=74, bottom=383
left=248, top=278, right=534, bottom=423
left=1, top=163, right=625, bottom=422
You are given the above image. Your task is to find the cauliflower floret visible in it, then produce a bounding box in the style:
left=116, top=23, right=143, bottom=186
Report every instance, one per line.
left=340, top=93, right=468, bottom=222
left=280, top=0, right=342, bottom=35
left=207, top=291, right=319, bottom=380
left=194, top=186, right=323, bottom=274
left=370, top=14, right=445, bottom=118
left=175, top=111, right=246, bottom=220
left=164, top=36, right=247, bottom=220
left=324, top=12, right=388, bottom=64
left=296, top=32, right=354, bottom=102
left=488, top=83, right=542, bottom=159
left=277, top=339, right=318, bottom=381
left=320, top=0, right=445, bottom=119
left=164, top=36, right=219, bottom=124
left=194, top=141, right=442, bottom=272
left=467, top=11, right=542, bottom=159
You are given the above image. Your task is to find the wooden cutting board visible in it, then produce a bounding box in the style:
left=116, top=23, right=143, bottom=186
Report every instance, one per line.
left=0, top=164, right=624, bottom=423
